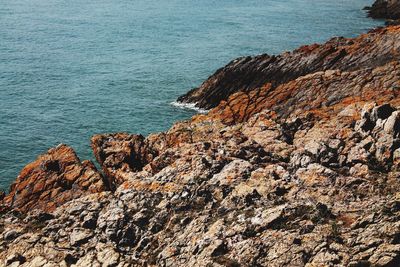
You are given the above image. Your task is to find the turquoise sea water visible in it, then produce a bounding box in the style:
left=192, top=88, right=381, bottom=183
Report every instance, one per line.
left=0, top=0, right=383, bottom=190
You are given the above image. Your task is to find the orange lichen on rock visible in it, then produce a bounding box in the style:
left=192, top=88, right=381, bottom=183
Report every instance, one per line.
left=178, top=26, right=400, bottom=111
left=201, top=60, right=400, bottom=125
left=0, top=144, right=107, bottom=213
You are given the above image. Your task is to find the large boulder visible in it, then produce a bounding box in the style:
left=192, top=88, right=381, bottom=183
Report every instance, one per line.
left=0, top=144, right=107, bottom=213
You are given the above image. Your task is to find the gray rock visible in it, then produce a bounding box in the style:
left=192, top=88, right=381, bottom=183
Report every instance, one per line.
left=70, top=228, right=94, bottom=246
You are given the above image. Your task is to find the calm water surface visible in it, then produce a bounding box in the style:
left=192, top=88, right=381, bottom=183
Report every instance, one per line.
left=0, top=0, right=383, bottom=190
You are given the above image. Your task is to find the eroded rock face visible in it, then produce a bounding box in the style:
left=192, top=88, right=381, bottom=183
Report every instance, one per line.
left=195, top=61, right=399, bottom=125
left=1, top=26, right=400, bottom=267
left=0, top=144, right=107, bottom=213
left=178, top=26, right=400, bottom=110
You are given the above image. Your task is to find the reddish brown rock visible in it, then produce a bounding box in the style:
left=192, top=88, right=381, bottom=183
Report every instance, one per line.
left=200, top=61, right=400, bottom=125
left=0, top=144, right=107, bottom=213
left=178, top=26, right=400, bottom=110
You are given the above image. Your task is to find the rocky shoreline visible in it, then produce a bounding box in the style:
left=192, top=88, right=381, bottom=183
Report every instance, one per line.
left=1, top=3, right=400, bottom=267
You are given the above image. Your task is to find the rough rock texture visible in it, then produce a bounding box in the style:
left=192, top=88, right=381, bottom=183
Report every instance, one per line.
left=2, top=102, right=400, bottom=266
left=366, top=0, right=400, bottom=20
left=177, top=26, right=400, bottom=110
left=1, top=26, right=400, bottom=267
left=0, top=144, right=107, bottom=213
left=91, top=133, right=149, bottom=188
left=200, top=59, right=400, bottom=125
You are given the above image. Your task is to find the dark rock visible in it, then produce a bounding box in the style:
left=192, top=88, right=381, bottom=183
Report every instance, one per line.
left=210, top=240, right=228, bottom=257
left=6, top=253, right=26, bottom=265
left=64, top=254, right=78, bottom=265
left=37, top=212, right=54, bottom=222
left=3, top=230, right=21, bottom=241
left=371, top=103, right=395, bottom=121
left=178, top=26, right=400, bottom=110
left=366, top=0, right=400, bottom=20
left=386, top=19, right=400, bottom=25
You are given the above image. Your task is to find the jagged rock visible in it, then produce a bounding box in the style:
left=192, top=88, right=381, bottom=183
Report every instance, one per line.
left=384, top=110, right=400, bottom=137
left=3, top=100, right=400, bottom=266
left=70, top=228, right=94, bottom=246
left=0, top=144, right=107, bottom=213
left=296, top=163, right=336, bottom=187
left=368, top=244, right=400, bottom=266
left=91, top=133, right=168, bottom=187
left=5, top=253, right=26, bottom=265
left=352, top=103, right=400, bottom=169
left=347, top=145, right=370, bottom=164
left=178, top=26, right=400, bottom=110
left=96, top=244, right=120, bottom=267
left=349, top=163, right=370, bottom=178
left=371, top=103, right=396, bottom=122
left=250, top=205, right=286, bottom=228
left=91, top=133, right=148, bottom=186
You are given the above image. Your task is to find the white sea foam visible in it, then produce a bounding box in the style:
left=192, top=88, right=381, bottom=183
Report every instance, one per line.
left=170, top=101, right=209, bottom=114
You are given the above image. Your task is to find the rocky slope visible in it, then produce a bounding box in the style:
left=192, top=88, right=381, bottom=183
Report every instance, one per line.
left=177, top=26, right=400, bottom=110
left=1, top=25, right=400, bottom=267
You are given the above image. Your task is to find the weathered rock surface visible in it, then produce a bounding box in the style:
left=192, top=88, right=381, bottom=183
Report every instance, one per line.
left=1, top=26, right=400, bottom=267
left=0, top=144, right=107, bottom=213
left=200, top=59, right=400, bottom=125
left=91, top=133, right=150, bottom=187
left=2, top=101, right=400, bottom=266
left=177, top=26, right=400, bottom=110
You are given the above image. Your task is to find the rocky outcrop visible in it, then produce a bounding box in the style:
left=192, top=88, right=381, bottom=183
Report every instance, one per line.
left=1, top=26, right=400, bottom=267
left=2, top=101, right=400, bottom=266
left=200, top=60, right=400, bottom=125
left=0, top=144, right=107, bottom=213
left=366, top=0, right=400, bottom=20
left=177, top=26, right=400, bottom=110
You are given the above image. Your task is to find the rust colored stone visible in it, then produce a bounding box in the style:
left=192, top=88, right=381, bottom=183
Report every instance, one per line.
left=178, top=26, right=400, bottom=110
left=0, top=144, right=107, bottom=213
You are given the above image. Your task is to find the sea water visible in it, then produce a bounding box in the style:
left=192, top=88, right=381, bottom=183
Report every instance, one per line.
left=0, top=0, right=383, bottom=190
